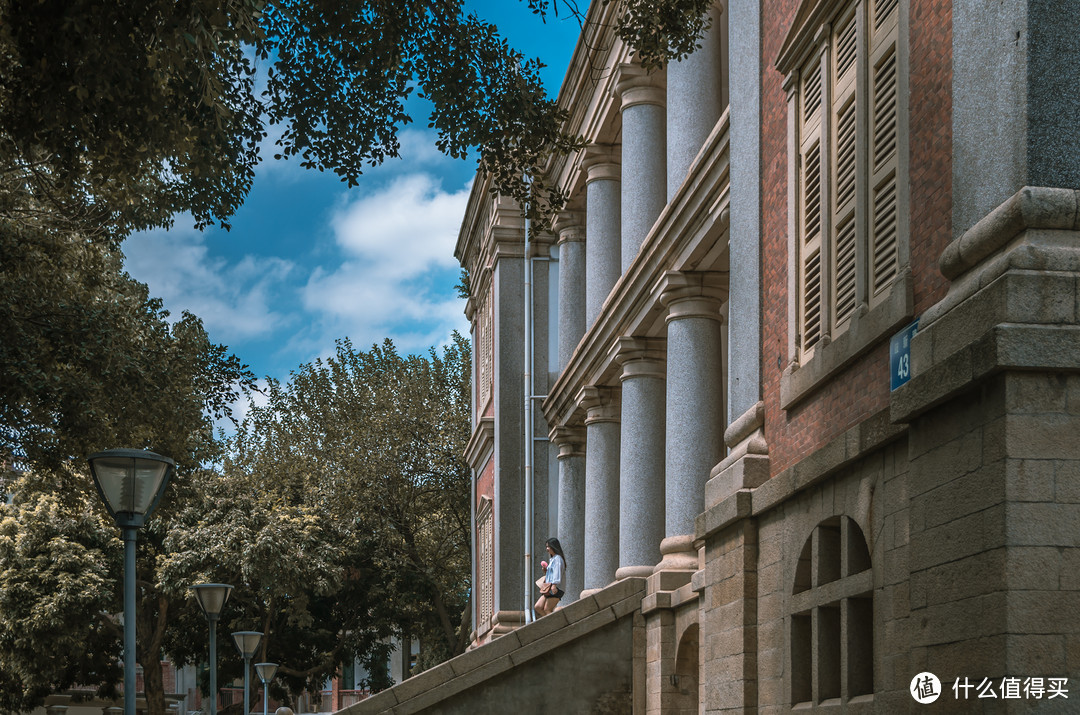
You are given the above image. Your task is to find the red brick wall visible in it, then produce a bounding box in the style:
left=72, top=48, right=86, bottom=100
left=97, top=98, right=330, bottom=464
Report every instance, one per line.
left=760, top=0, right=953, bottom=476
left=908, top=0, right=953, bottom=316
left=476, top=456, right=494, bottom=508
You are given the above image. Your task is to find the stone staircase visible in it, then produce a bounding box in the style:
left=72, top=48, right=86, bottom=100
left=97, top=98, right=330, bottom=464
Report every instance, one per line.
left=341, top=578, right=646, bottom=714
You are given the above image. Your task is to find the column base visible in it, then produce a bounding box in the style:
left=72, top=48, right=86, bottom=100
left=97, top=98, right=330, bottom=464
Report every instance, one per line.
left=489, top=610, right=525, bottom=638
left=653, top=534, right=698, bottom=572
left=615, top=565, right=655, bottom=579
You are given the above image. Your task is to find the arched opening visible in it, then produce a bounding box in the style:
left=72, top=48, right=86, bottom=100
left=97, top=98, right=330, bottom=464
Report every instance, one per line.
left=672, top=624, right=699, bottom=715
left=790, top=515, right=874, bottom=708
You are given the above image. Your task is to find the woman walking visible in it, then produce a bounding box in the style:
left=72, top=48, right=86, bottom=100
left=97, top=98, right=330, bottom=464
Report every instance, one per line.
left=535, top=537, right=566, bottom=617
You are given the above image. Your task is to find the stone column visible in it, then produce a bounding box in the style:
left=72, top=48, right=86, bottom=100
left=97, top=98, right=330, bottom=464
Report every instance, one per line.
left=657, top=271, right=727, bottom=572
left=583, top=146, right=621, bottom=328
left=615, top=337, right=666, bottom=579
left=552, top=211, right=586, bottom=371
left=491, top=230, right=526, bottom=634
left=616, top=64, right=666, bottom=272
left=727, top=0, right=762, bottom=427
left=667, top=3, right=727, bottom=200
left=953, top=0, right=1080, bottom=238
left=552, top=425, right=586, bottom=603
left=579, top=385, right=621, bottom=596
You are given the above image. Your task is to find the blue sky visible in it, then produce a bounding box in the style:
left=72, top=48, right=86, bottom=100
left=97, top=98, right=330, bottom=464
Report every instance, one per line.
left=123, top=2, right=581, bottom=403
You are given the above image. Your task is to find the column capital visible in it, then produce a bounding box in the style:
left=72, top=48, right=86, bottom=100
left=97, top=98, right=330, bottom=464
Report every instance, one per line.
left=582, top=144, right=621, bottom=183
left=659, top=270, right=729, bottom=321
left=614, top=336, right=666, bottom=380
left=578, top=385, right=621, bottom=423
left=552, top=211, right=586, bottom=243
left=615, top=63, right=666, bottom=110
left=550, top=425, right=586, bottom=458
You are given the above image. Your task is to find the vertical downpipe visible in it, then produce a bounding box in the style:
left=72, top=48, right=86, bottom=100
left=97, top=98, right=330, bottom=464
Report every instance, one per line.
left=523, top=182, right=535, bottom=625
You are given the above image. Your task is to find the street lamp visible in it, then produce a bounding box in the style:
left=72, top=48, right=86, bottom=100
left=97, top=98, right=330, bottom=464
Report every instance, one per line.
left=88, top=449, right=175, bottom=715
left=232, top=631, right=263, bottom=715
left=192, top=584, right=233, bottom=715
left=254, top=663, right=278, bottom=715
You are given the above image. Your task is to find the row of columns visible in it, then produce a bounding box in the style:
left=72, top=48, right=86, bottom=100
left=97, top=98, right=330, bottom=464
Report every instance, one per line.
left=555, top=278, right=726, bottom=600
left=549, top=7, right=728, bottom=602
left=556, top=4, right=728, bottom=370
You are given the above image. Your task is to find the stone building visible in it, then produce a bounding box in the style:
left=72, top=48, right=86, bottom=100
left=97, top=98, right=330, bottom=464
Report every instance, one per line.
left=348, top=0, right=1080, bottom=711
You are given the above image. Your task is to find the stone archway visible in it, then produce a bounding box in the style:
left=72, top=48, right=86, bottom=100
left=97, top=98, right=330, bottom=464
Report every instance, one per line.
left=671, top=623, right=699, bottom=714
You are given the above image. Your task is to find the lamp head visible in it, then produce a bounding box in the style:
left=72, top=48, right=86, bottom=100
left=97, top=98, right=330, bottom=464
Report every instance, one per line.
left=255, top=662, right=278, bottom=683
left=192, top=583, right=233, bottom=620
left=88, top=449, right=175, bottom=528
left=232, top=630, right=263, bottom=659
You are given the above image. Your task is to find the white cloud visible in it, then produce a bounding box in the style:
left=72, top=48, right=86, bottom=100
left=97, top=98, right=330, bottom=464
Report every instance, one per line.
left=329, top=173, right=464, bottom=277
left=123, top=225, right=295, bottom=342
left=299, top=173, right=471, bottom=354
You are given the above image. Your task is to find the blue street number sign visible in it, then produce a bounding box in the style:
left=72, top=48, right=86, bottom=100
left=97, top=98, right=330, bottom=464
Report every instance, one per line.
left=890, top=319, right=919, bottom=391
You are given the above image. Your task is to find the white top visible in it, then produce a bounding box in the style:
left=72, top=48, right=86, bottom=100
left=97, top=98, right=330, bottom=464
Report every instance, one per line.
left=545, top=554, right=565, bottom=588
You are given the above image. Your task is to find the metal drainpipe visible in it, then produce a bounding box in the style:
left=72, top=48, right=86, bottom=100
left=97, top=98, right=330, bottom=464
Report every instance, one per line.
left=523, top=191, right=535, bottom=625
left=523, top=187, right=554, bottom=624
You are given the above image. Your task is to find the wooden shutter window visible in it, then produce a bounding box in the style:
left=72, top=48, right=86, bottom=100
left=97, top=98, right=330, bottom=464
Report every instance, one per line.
left=869, top=6, right=899, bottom=299
left=874, top=0, right=898, bottom=29
left=834, top=213, right=858, bottom=324
left=872, top=49, right=898, bottom=172
left=830, top=8, right=858, bottom=329
left=872, top=178, right=898, bottom=292
left=803, top=65, right=823, bottom=126
left=804, top=141, right=823, bottom=243
left=799, top=51, right=826, bottom=358
left=835, top=11, right=858, bottom=81
left=803, top=243, right=824, bottom=352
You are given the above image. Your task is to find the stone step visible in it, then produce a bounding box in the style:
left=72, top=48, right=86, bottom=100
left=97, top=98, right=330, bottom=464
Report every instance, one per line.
left=341, top=578, right=646, bottom=714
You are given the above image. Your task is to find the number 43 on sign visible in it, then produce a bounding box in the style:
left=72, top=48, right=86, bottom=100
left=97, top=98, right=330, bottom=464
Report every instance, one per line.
left=890, top=319, right=919, bottom=391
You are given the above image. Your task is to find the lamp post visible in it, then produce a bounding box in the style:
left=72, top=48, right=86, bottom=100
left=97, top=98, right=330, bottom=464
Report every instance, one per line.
left=88, top=449, right=175, bottom=715
left=192, top=584, right=233, bottom=715
left=254, top=663, right=278, bottom=715
left=232, top=631, right=263, bottom=715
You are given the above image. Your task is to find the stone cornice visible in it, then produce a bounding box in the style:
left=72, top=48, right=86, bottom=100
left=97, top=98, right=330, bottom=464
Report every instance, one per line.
left=455, top=177, right=524, bottom=281
left=939, top=186, right=1080, bottom=280
left=544, top=2, right=632, bottom=207
left=464, top=416, right=495, bottom=471
left=542, top=110, right=732, bottom=427
left=775, top=0, right=850, bottom=74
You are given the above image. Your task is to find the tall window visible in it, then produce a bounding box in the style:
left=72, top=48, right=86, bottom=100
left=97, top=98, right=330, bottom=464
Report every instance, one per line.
left=783, top=0, right=902, bottom=364
left=789, top=516, right=874, bottom=707
left=476, top=497, right=494, bottom=632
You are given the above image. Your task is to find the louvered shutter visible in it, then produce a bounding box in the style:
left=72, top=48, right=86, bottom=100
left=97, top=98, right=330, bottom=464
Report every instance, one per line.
left=799, top=54, right=825, bottom=359
left=830, top=7, right=859, bottom=330
left=869, top=0, right=899, bottom=300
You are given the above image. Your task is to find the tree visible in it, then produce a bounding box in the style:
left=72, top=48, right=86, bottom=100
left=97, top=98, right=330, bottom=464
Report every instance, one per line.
left=0, top=0, right=575, bottom=240
left=161, top=335, right=473, bottom=694
left=157, top=467, right=400, bottom=702
left=0, top=216, right=253, bottom=475
left=0, top=0, right=714, bottom=242
left=0, top=215, right=257, bottom=715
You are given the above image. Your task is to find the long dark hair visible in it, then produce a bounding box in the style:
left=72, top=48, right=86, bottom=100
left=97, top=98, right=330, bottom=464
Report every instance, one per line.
left=546, top=537, right=566, bottom=567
